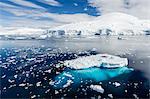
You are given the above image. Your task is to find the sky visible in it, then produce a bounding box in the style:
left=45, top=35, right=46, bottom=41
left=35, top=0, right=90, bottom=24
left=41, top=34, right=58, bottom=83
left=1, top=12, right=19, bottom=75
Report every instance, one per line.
left=0, top=0, right=150, bottom=28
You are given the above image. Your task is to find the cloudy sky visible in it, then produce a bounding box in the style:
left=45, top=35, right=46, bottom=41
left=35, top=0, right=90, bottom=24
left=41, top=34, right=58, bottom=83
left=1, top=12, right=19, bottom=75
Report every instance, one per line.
left=0, top=0, right=150, bottom=28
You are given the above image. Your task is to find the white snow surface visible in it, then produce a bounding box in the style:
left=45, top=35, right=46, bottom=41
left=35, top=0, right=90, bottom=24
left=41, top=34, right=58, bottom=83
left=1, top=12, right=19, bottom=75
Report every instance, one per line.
left=49, top=12, right=150, bottom=36
left=64, top=54, right=128, bottom=69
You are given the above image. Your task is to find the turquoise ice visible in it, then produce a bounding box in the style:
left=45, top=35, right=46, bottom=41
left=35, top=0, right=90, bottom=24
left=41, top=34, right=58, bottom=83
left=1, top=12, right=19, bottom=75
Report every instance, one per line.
left=53, top=66, right=133, bottom=89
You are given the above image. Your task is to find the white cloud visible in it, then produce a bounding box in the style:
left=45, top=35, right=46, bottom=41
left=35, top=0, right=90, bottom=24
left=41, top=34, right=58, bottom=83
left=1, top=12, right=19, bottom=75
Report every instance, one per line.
left=88, top=0, right=150, bottom=19
left=42, top=13, right=96, bottom=23
left=3, top=0, right=149, bottom=29
left=0, top=4, right=96, bottom=28
left=38, top=0, right=62, bottom=6
left=0, top=2, right=18, bottom=8
left=1, top=12, right=96, bottom=28
left=9, top=0, right=44, bottom=9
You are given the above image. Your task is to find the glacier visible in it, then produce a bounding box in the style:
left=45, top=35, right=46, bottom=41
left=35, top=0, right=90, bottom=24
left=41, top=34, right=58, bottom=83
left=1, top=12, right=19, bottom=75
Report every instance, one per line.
left=53, top=54, right=133, bottom=89
left=45, top=12, right=150, bottom=37
left=1, top=13, right=150, bottom=39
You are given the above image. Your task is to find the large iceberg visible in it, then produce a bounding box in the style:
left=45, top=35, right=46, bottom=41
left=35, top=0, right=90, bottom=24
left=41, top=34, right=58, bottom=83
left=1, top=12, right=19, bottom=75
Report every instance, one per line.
left=52, top=54, right=133, bottom=89
left=64, top=54, right=128, bottom=69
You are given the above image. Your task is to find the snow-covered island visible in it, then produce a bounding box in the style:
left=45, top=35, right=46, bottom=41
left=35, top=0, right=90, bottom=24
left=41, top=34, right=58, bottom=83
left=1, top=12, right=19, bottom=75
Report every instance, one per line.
left=0, top=13, right=150, bottom=40
left=43, top=12, right=150, bottom=38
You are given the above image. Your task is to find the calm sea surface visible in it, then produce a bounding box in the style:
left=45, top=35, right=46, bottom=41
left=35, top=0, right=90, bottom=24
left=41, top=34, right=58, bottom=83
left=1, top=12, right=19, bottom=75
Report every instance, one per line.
left=0, top=36, right=150, bottom=98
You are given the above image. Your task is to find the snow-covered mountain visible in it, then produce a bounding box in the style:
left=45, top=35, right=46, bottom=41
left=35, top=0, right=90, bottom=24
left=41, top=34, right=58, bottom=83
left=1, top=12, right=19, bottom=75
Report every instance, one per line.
left=47, top=12, right=150, bottom=36
left=1, top=12, right=150, bottom=40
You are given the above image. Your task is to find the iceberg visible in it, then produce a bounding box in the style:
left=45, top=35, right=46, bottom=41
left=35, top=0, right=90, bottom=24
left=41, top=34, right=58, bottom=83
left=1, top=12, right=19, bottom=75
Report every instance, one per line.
left=53, top=54, right=133, bottom=89
left=64, top=54, right=128, bottom=69
left=53, top=66, right=133, bottom=89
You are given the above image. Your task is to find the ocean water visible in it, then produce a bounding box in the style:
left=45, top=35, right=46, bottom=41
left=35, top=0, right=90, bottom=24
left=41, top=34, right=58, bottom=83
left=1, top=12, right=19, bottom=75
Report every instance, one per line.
left=0, top=36, right=150, bottom=98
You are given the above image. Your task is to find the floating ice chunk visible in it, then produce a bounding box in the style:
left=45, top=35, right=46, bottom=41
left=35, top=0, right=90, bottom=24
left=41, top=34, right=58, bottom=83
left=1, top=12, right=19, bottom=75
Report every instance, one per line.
left=45, top=89, right=50, bottom=93
left=44, top=69, right=51, bottom=73
left=64, top=54, right=128, bottom=69
left=108, top=94, right=113, bottom=98
left=36, top=81, right=41, bottom=87
left=63, top=80, right=73, bottom=88
left=26, top=58, right=36, bottom=61
left=31, top=95, right=36, bottom=99
left=49, top=80, right=55, bottom=85
left=133, top=94, right=139, bottom=99
left=14, top=74, right=18, bottom=78
left=113, top=82, right=121, bottom=87
left=55, top=90, right=59, bottom=94
left=8, top=84, right=16, bottom=88
left=19, top=83, right=26, bottom=87
left=90, top=85, right=104, bottom=93
left=8, top=79, right=15, bottom=83
left=1, top=75, right=6, bottom=79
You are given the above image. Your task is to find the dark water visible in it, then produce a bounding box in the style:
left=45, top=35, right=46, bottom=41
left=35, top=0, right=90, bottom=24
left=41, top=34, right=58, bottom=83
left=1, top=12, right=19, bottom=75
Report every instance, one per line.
left=0, top=36, right=150, bottom=98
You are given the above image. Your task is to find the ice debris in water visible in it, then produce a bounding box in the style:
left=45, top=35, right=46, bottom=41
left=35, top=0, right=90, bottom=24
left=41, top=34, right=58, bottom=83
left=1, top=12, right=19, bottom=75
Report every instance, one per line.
left=63, top=80, right=73, bottom=88
left=133, top=94, right=139, bottom=99
left=64, top=54, right=128, bottom=69
left=19, top=83, right=26, bottom=87
left=90, top=85, right=104, bottom=93
left=55, top=90, right=59, bottom=94
left=113, top=82, right=121, bottom=87
left=36, top=81, right=41, bottom=87
left=108, top=94, right=113, bottom=98
left=31, top=95, right=36, bottom=99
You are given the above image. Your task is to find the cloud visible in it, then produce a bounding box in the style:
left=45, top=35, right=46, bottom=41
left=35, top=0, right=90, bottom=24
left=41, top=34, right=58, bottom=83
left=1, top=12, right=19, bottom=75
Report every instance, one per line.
left=0, top=2, right=96, bottom=28
left=0, top=2, right=18, bottom=8
left=9, top=0, right=44, bottom=9
left=0, top=0, right=98, bottom=28
left=42, top=13, right=96, bottom=23
left=38, top=0, right=62, bottom=6
left=1, top=0, right=149, bottom=29
left=88, top=0, right=150, bottom=19
left=1, top=12, right=96, bottom=28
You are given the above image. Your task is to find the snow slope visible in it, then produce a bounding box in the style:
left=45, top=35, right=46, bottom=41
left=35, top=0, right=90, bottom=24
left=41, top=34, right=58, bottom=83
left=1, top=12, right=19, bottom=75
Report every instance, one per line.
left=49, top=12, right=150, bottom=36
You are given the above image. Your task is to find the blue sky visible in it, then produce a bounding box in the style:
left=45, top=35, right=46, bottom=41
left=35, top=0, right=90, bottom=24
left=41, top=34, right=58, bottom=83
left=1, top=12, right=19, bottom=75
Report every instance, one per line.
left=0, top=0, right=149, bottom=28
